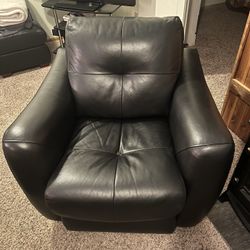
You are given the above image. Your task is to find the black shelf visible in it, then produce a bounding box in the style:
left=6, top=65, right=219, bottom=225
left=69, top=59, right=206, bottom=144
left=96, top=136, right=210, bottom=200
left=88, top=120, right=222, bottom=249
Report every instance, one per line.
left=42, top=0, right=103, bottom=12
left=52, top=21, right=66, bottom=37
left=221, top=137, right=250, bottom=231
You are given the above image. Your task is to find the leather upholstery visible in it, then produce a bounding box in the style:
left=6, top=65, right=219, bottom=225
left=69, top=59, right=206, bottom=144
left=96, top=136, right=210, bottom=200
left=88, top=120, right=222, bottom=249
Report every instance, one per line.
left=3, top=49, right=75, bottom=219
left=0, top=24, right=47, bottom=55
left=2, top=17, right=234, bottom=232
left=66, top=16, right=183, bottom=118
left=45, top=118, right=186, bottom=222
left=0, top=45, right=51, bottom=76
left=169, top=48, right=234, bottom=226
left=62, top=217, right=176, bottom=233
left=0, top=23, right=51, bottom=75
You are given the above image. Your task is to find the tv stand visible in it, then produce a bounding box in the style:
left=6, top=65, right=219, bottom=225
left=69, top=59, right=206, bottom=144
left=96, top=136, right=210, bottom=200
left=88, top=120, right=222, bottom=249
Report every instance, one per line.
left=42, top=0, right=124, bottom=47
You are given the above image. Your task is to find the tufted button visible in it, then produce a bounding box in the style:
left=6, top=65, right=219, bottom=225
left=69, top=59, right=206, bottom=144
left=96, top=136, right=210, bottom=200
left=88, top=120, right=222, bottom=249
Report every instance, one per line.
left=116, top=151, right=123, bottom=156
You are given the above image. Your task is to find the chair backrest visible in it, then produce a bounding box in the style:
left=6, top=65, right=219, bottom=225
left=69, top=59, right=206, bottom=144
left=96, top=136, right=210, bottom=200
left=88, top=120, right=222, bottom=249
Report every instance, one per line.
left=66, top=16, right=183, bottom=118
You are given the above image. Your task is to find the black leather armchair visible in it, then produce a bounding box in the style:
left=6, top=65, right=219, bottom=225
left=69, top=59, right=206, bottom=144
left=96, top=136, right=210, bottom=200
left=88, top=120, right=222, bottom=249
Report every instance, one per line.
left=3, top=16, right=234, bottom=233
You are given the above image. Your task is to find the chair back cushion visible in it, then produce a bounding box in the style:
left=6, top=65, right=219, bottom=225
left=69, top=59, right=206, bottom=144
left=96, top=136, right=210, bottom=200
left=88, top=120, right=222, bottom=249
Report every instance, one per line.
left=66, top=16, right=183, bottom=118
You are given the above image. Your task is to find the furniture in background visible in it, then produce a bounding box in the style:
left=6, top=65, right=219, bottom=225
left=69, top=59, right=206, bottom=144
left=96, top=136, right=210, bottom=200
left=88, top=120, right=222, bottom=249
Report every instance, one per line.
left=41, top=0, right=136, bottom=47
left=222, top=13, right=250, bottom=142
left=221, top=137, right=250, bottom=231
left=226, top=0, right=250, bottom=13
left=0, top=22, right=51, bottom=77
left=0, top=0, right=51, bottom=77
left=3, top=16, right=234, bottom=233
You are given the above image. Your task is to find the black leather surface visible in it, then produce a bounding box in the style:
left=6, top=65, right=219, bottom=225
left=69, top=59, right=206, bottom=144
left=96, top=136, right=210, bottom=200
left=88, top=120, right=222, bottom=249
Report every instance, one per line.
left=45, top=118, right=186, bottom=222
left=3, top=49, right=75, bottom=219
left=2, top=17, right=235, bottom=231
left=169, top=48, right=234, bottom=226
left=0, top=45, right=51, bottom=75
left=66, top=16, right=183, bottom=118
left=62, top=217, right=176, bottom=233
left=0, top=24, right=47, bottom=55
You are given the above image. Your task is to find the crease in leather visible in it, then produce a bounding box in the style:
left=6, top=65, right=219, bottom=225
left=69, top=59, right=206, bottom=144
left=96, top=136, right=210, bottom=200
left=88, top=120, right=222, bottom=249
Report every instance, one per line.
left=112, top=18, right=125, bottom=220
left=176, top=142, right=233, bottom=155
left=73, top=148, right=116, bottom=155
left=113, top=18, right=127, bottom=220
left=120, top=18, right=125, bottom=118
left=91, top=122, right=104, bottom=147
left=69, top=119, right=120, bottom=150
left=72, top=146, right=173, bottom=155
left=113, top=119, right=123, bottom=220
left=122, top=146, right=173, bottom=154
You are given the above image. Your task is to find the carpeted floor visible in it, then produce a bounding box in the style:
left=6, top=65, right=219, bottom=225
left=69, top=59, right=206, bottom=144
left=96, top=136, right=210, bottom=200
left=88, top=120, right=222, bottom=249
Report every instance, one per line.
left=209, top=201, right=250, bottom=250
left=0, top=4, right=247, bottom=250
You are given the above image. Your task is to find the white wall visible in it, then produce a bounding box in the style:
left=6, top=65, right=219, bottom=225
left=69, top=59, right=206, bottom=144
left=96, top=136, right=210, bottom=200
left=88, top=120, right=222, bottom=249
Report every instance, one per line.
left=114, top=0, right=189, bottom=25
left=117, top=0, right=189, bottom=28
left=185, top=0, right=201, bottom=46
left=26, top=0, right=66, bottom=38
left=136, top=0, right=156, bottom=17
left=155, top=0, right=186, bottom=21
left=113, top=5, right=137, bottom=17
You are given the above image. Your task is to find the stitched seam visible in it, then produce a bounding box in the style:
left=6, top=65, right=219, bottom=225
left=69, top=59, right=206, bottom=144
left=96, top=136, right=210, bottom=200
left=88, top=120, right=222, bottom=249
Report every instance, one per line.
left=176, top=142, right=233, bottom=155
left=68, top=71, right=179, bottom=75
left=120, top=17, right=125, bottom=119
left=112, top=18, right=125, bottom=221
left=121, top=74, right=123, bottom=118
left=123, top=147, right=172, bottom=154
left=73, top=146, right=172, bottom=155
left=91, top=123, right=103, bottom=147
left=73, top=148, right=115, bottom=155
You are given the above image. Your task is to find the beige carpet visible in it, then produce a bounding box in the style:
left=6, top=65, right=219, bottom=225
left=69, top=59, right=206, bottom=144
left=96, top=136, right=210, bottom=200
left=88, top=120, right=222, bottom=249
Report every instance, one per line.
left=0, top=4, right=247, bottom=250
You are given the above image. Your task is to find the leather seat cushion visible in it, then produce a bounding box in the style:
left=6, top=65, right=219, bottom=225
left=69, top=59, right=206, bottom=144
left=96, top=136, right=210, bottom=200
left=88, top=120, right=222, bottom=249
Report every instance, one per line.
left=45, top=118, right=186, bottom=222
left=0, top=24, right=47, bottom=55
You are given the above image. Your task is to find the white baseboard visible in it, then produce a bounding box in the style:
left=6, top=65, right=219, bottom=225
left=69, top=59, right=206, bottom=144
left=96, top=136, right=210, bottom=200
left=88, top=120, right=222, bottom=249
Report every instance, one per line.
left=204, top=0, right=225, bottom=7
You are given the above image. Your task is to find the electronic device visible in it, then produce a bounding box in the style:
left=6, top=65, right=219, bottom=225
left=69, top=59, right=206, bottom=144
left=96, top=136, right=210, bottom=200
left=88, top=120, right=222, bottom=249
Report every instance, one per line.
left=76, top=0, right=136, bottom=6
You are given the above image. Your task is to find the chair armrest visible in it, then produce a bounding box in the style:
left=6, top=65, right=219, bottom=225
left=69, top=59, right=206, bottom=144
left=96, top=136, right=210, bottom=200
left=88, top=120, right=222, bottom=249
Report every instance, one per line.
left=169, top=48, right=234, bottom=226
left=2, top=48, right=75, bottom=219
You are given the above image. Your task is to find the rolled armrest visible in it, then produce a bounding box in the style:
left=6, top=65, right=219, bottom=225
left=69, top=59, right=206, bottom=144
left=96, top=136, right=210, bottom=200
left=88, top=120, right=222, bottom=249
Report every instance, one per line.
left=169, top=48, right=234, bottom=226
left=2, top=48, right=75, bottom=219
